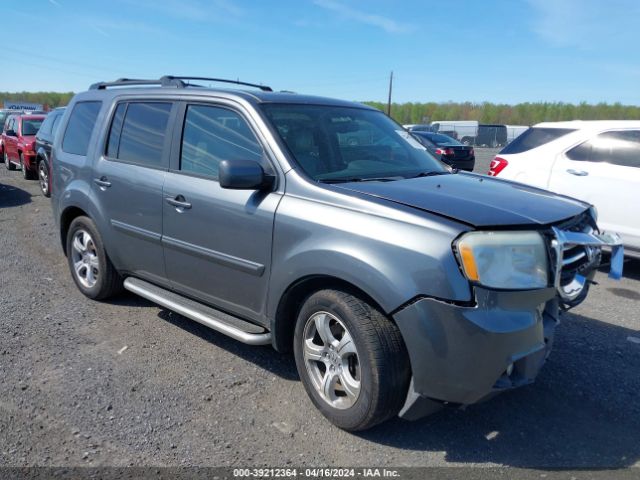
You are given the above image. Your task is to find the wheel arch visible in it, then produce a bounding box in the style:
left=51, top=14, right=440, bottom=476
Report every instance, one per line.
left=271, top=274, right=392, bottom=353
left=59, top=205, right=89, bottom=256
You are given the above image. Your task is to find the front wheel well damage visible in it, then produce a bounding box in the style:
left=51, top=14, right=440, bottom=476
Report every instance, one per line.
left=271, top=275, right=391, bottom=353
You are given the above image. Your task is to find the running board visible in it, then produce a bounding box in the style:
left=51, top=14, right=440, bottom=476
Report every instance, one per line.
left=123, top=277, right=272, bottom=346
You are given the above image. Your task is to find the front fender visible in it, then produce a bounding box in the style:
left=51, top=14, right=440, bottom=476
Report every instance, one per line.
left=267, top=193, right=472, bottom=318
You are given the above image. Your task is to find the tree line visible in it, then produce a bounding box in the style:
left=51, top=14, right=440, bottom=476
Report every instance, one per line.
left=2, top=91, right=640, bottom=126
left=365, top=101, right=640, bottom=126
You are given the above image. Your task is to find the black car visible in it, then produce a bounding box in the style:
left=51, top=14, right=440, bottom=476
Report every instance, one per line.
left=412, top=131, right=475, bottom=171
left=35, top=107, right=66, bottom=197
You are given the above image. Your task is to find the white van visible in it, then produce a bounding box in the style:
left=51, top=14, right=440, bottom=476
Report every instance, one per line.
left=505, top=125, right=529, bottom=143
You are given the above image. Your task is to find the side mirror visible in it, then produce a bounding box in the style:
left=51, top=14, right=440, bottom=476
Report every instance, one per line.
left=6, top=129, right=16, bottom=137
left=219, top=159, right=274, bottom=190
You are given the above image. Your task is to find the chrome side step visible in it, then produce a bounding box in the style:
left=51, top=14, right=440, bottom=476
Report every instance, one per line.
left=123, top=277, right=272, bottom=346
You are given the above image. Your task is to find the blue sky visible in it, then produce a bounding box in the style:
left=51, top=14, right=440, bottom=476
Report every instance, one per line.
left=1, top=0, right=639, bottom=104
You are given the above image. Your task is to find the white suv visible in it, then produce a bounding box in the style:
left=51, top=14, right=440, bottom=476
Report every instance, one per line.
left=489, top=121, right=640, bottom=256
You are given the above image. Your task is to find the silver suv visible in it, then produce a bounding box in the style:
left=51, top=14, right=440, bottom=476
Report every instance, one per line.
left=51, top=76, right=622, bottom=431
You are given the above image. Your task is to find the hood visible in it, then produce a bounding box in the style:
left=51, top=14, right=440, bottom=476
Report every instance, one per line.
left=333, top=172, right=589, bottom=228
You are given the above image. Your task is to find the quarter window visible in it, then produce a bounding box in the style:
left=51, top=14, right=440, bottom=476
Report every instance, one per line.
left=180, top=105, right=263, bottom=179
left=62, top=102, right=102, bottom=156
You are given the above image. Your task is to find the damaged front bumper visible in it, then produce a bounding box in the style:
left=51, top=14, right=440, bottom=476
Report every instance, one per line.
left=393, top=287, right=559, bottom=420
left=394, top=224, right=624, bottom=422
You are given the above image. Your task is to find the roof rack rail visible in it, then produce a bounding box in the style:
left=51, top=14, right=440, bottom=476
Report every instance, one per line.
left=89, top=78, right=166, bottom=90
left=160, top=76, right=273, bottom=92
left=89, top=76, right=273, bottom=92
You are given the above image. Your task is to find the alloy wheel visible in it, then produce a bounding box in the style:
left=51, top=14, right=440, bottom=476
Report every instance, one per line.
left=302, top=311, right=361, bottom=409
left=39, top=162, right=49, bottom=195
left=70, top=229, right=100, bottom=288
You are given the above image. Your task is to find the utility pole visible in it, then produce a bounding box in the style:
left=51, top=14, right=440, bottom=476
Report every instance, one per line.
left=386, top=71, right=393, bottom=116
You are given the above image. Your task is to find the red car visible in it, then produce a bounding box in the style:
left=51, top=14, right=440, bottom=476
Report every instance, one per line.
left=2, top=113, right=45, bottom=179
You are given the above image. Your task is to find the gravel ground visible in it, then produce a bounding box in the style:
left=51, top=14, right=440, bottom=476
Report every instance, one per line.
left=0, top=152, right=639, bottom=470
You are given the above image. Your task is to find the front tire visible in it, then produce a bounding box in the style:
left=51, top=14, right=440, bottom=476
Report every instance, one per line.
left=20, top=153, right=35, bottom=180
left=5, top=152, right=14, bottom=170
left=293, top=289, right=410, bottom=431
left=66, top=216, right=122, bottom=300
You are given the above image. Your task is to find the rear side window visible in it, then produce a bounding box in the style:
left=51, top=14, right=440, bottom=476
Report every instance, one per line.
left=62, top=102, right=102, bottom=155
left=51, top=113, right=63, bottom=137
left=500, top=127, right=575, bottom=154
left=566, top=130, right=640, bottom=168
left=106, top=102, right=172, bottom=168
left=180, top=105, right=263, bottom=179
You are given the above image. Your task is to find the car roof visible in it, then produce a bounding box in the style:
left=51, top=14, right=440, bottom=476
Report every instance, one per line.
left=74, top=82, right=377, bottom=111
left=534, top=120, right=640, bottom=130
left=18, top=114, right=46, bottom=119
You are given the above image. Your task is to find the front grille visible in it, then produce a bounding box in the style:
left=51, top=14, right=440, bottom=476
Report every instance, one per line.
left=548, top=211, right=601, bottom=306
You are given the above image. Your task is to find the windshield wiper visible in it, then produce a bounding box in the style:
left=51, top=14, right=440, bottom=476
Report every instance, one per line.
left=409, top=170, right=452, bottom=179
left=320, top=177, right=400, bottom=184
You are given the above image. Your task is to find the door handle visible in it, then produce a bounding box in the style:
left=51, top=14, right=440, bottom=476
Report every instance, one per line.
left=93, top=177, right=112, bottom=188
left=165, top=195, right=192, bottom=210
left=566, top=169, right=588, bottom=176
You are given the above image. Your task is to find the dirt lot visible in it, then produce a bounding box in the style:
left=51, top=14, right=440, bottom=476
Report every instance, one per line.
left=1, top=152, right=639, bottom=469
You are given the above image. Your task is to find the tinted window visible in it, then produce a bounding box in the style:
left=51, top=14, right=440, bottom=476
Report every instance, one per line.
left=180, top=105, right=262, bottom=179
left=500, top=127, right=576, bottom=154
left=38, top=114, right=55, bottom=136
left=116, top=102, right=171, bottom=168
left=106, top=103, right=127, bottom=158
left=263, top=104, right=444, bottom=181
left=51, top=113, right=63, bottom=137
left=22, top=118, right=43, bottom=136
left=566, top=130, right=640, bottom=168
left=62, top=102, right=102, bottom=155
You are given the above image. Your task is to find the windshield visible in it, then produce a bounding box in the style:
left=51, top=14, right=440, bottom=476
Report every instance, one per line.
left=261, top=104, right=445, bottom=182
left=22, top=118, right=43, bottom=136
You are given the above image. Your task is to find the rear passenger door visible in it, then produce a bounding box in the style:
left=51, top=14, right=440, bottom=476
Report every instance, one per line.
left=162, top=102, right=282, bottom=324
left=549, top=130, right=640, bottom=252
left=92, top=100, right=176, bottom=285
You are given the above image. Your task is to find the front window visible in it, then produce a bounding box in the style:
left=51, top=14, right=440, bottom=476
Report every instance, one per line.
left=261, top=104, right=445, bottom=182
left=21, top=118, right=43, bottom=136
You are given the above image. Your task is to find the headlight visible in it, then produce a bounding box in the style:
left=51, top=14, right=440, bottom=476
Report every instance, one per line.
left=454, top=231, right=548, bottom=289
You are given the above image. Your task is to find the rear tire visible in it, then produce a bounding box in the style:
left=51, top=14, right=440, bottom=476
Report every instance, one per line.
left=293, top=289, right=410, bottom=431
left=66, top=216, right=123, bottom=300
left=38, top=159, right=50, bottom=197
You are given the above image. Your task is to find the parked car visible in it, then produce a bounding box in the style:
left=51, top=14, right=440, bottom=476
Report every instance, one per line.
left=489, top=121, right=640, bottom=257
left=0, top=109, right=23, bottom=162
left=35, top=107, right=66, bottom=197
left=51, top=77, right=620, bottom=431
left=431, top=120, right=477, bottom=144
left=411, top=131, right=475, bottom=171
left=3, top=113, right=46, bottom=179
left=403, top=124, right=434, bottom=132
